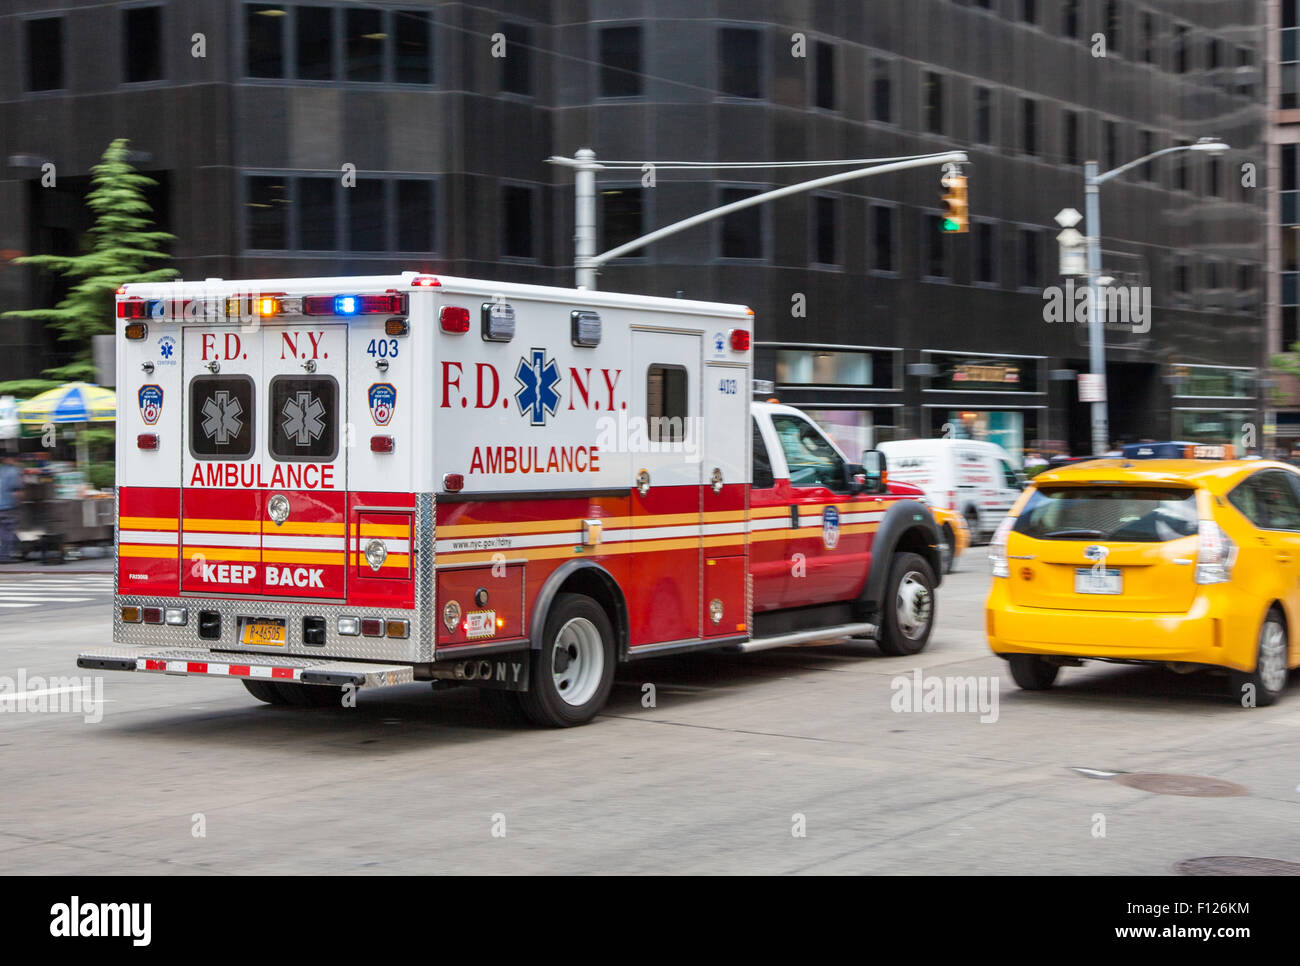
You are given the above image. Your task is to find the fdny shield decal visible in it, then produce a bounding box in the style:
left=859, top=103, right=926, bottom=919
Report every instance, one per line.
left=822, top=505, right=840, bottom=549
left=369, top=382, right=396, bottom=426
left=138, top=384, right=163, bottom=426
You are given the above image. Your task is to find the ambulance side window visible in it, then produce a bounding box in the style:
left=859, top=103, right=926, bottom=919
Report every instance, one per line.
left=752, top=419, right=774, bottom=488
left=189, top=375, right=256, bottom=461
left=771, top=414, right=846, bottom=491
left=647, top=364, right=687, bottom=443
left=269, top=375, right=339, bottom=462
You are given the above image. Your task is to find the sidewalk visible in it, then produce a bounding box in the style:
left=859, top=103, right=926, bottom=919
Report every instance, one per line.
left=0, top=549, right=115, bottom=574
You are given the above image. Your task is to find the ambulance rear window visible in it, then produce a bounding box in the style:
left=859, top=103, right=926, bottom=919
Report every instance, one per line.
left=269, top=375, right=339, bottom=462
left=647, top=364, right=687, bottom=442
left=189, top=375, right=255, bottom=460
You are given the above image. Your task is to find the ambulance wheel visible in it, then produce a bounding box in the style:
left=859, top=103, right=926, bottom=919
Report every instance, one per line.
left=940, top=524, right=956, bottom=574
left=275, top=682, right=345, bottom=708
left=519, top=593, right=615, bottom=727
left=242, top=678, right=288, bottom=705
left=876, top=553, right=936, bottom=657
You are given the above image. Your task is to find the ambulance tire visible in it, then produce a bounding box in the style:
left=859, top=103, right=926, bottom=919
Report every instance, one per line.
left=520, top=593, right=616, bottom=727
left=876, top=553, right=936, bottom=657
left=241, top=678, right=288, bottom=705
left=275, top=682, right=346, bottom=708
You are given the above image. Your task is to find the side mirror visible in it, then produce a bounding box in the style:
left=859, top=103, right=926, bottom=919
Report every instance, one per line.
left=861, top=450, right=887, bottom=493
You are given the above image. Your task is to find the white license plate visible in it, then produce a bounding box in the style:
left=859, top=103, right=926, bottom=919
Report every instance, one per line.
left=1074, top=568, right=1122, bottom=595
left=465, top=610, right=497, bottom=639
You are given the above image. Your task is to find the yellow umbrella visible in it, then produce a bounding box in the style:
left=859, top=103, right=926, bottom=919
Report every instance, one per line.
left=16, top=382, right=116, bottom=424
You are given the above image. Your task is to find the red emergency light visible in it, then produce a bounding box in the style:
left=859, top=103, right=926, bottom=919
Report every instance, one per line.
left=440, top=306, right=470, bottom=333
left=729, top=328, right=751, bottom=352
left=117, top=298, right=149, bottom=319
left=410, top=275, right=441, bottom=287
left=370, top=435, right=394, bottom=453
left=137, top=433, right=159, bottom=450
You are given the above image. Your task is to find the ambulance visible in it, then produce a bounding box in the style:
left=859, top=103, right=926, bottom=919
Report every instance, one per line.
left=78, top=273, right=943, bottom=726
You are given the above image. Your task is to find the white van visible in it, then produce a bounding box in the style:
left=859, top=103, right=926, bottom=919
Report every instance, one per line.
left=877, top=438, right=1025, bottom=541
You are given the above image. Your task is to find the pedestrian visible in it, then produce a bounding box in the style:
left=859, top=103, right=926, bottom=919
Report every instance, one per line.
left=0, top=455, right=23, bottom=563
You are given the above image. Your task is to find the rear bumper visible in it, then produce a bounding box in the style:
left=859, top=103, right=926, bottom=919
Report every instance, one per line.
left=77, top=646, right=416, bottom=689
left=985, top=584, right=1258, bottom=672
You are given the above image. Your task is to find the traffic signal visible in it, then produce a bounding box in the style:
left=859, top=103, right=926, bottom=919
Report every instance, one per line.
left=941, top=174, right=969, bottom=233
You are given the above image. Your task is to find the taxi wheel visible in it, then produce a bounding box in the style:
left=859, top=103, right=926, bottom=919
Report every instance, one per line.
left=274, top=682, right=345, bottom=708
left=1008, top=655, right=1060, bottom=690
left=1228, top=611, right=1289, bottom=708
left=940, top=524, right=956, bottom=574
left=241, top=678, right=288, bottom=705
left=876, top=553, right=936, bottom=656
left=519, top=593, right=616, bottom=727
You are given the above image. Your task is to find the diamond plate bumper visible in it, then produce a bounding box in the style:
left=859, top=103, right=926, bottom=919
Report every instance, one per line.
left=77, top=646, right=415, bottom=689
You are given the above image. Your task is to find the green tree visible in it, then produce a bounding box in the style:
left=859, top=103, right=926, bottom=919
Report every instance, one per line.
left=1, top=138, right=176, bottom=394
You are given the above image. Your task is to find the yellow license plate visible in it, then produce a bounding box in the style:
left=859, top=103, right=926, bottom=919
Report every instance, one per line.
left=241, top=618, right=286, bottom=647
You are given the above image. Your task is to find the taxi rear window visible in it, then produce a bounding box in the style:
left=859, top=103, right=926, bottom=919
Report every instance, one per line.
left=1014, top=486, right=1198, bottom=542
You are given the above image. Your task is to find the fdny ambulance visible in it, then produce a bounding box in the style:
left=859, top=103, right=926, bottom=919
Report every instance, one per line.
left=78, top=272, right=942, bottom=726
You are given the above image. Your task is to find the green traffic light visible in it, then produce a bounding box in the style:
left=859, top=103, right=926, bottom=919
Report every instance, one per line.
left=942, top=218, right=959, bottom=232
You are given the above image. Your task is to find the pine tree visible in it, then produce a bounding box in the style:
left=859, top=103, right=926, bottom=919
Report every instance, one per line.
left=1, top=138, right=177, bottom=394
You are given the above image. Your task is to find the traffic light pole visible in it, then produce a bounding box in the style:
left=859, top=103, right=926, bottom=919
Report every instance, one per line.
left=1084, top=160, right=1109, bottom=458
left=553, top=150, right=969, bottom=289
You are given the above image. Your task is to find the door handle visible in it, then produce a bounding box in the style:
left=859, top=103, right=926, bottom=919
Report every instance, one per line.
left=636, top=469, right=650, bottom=497
left=789, top=505, right=799, bottom=528
left=1278, top=553, right=1293, bottom=564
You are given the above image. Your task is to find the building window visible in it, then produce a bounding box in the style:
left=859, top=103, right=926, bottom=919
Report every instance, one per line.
left=27, top=17, right=65, bottom=91
left=1062, top=0, right=1079, bottom=39
left=813, top=195, right=838, bottom=266
left=397, top=180, right=435, bottom=251
left=974, top=222, right=996, bottom=284
left=872, top=204, right=895, bottom=273
left=246, top=176, right=289, bottom=250
left=1021, top=98, right=1037, bottom=157
left=395, top=9, right=432, bottom=84
left=245, top=4, right=284, bottom=78
left=718, top=27, right=761, bottom=99
left=1021, top=0, right=1037, bottom=25
left=499, top=22, right=532, bottom=94
left=1140, top=130, right=1155, bottom=182
left=1207, top=38, right=1220, bottom=71
left=1019, top=229, right=1040, bottom=289
left=599, top=25, right=642, bottom=97
left=346, top=9, right=385, bottom=81
left=923, top=214, right=947, bottom=280
left=1105, top=0, right=1120, bottom=56
left=600, top=187, right=643, bottom=253
left=298, top=177, right=337, bottom=250
left=775, top=350, right=872, bottom=386
left=1174, top=139, right=1192, bottom=191
left=1207, top=157, right=1221, bottom=197
left=348, top=180, right=387, bottom=251
left=1063, top=110, right=1079, bottom=166
left=1284, top=23, right=1300, bottom=108
left=1175, top=23, right=1188, bottom=74
left=1104, top=120, right=1119, bottom=171
left=814, top=40, right=836, bottom=110
left=871, top=57, right=893, bottom=123
left=719, top=187, right=763, bottom=260
left=1141, top=11, right=1154, bottom=64
left=124, top=6, right=163, bottom=83
left=296, top=6, right=334, bottom=81
left=974, top=86, right=992, bottom=144
left=923, top=71, right=944, bottom=134
left=502, top=185, right=535, bottom=259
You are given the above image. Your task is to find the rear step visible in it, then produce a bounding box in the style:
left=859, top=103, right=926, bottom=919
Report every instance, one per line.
left=738, top=622, right=877, bottom=654
left=77, top=646, right=415, bottom=689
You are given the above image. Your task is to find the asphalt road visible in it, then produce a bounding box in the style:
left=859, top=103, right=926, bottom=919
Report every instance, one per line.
left=4, top=555, right=1300, bottom=875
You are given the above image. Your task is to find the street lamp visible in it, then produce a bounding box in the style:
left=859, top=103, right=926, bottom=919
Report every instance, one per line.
left=1082, top=136, right=1228, bottom=456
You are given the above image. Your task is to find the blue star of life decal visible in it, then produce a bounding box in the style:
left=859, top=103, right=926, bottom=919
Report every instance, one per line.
left=514, top=348, right=561, bottom=426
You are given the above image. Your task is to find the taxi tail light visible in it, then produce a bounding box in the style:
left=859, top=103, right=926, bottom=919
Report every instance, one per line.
left=1194, top=521, right=1237, bottom=584
left=988, top=517, right=1014, bottom=578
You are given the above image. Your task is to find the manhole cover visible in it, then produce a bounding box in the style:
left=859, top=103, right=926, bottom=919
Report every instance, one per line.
left=1176, top=856, right=1300, bottom=876
left=1113, top=773, right=1247, bottom=797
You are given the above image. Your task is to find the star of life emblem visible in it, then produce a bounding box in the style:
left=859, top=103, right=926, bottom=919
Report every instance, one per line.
left=201, top=391, right=243, bottom=445
left=282, top=390, right=326, bottom=446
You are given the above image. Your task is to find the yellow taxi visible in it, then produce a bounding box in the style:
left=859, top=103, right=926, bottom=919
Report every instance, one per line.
left=930, top=504, right=970, bottom=574
left=986, top=458, right=1300, bottom=706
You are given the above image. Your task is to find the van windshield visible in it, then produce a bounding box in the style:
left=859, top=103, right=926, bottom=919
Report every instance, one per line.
left=1014, top=486, right=1198, bottom=542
